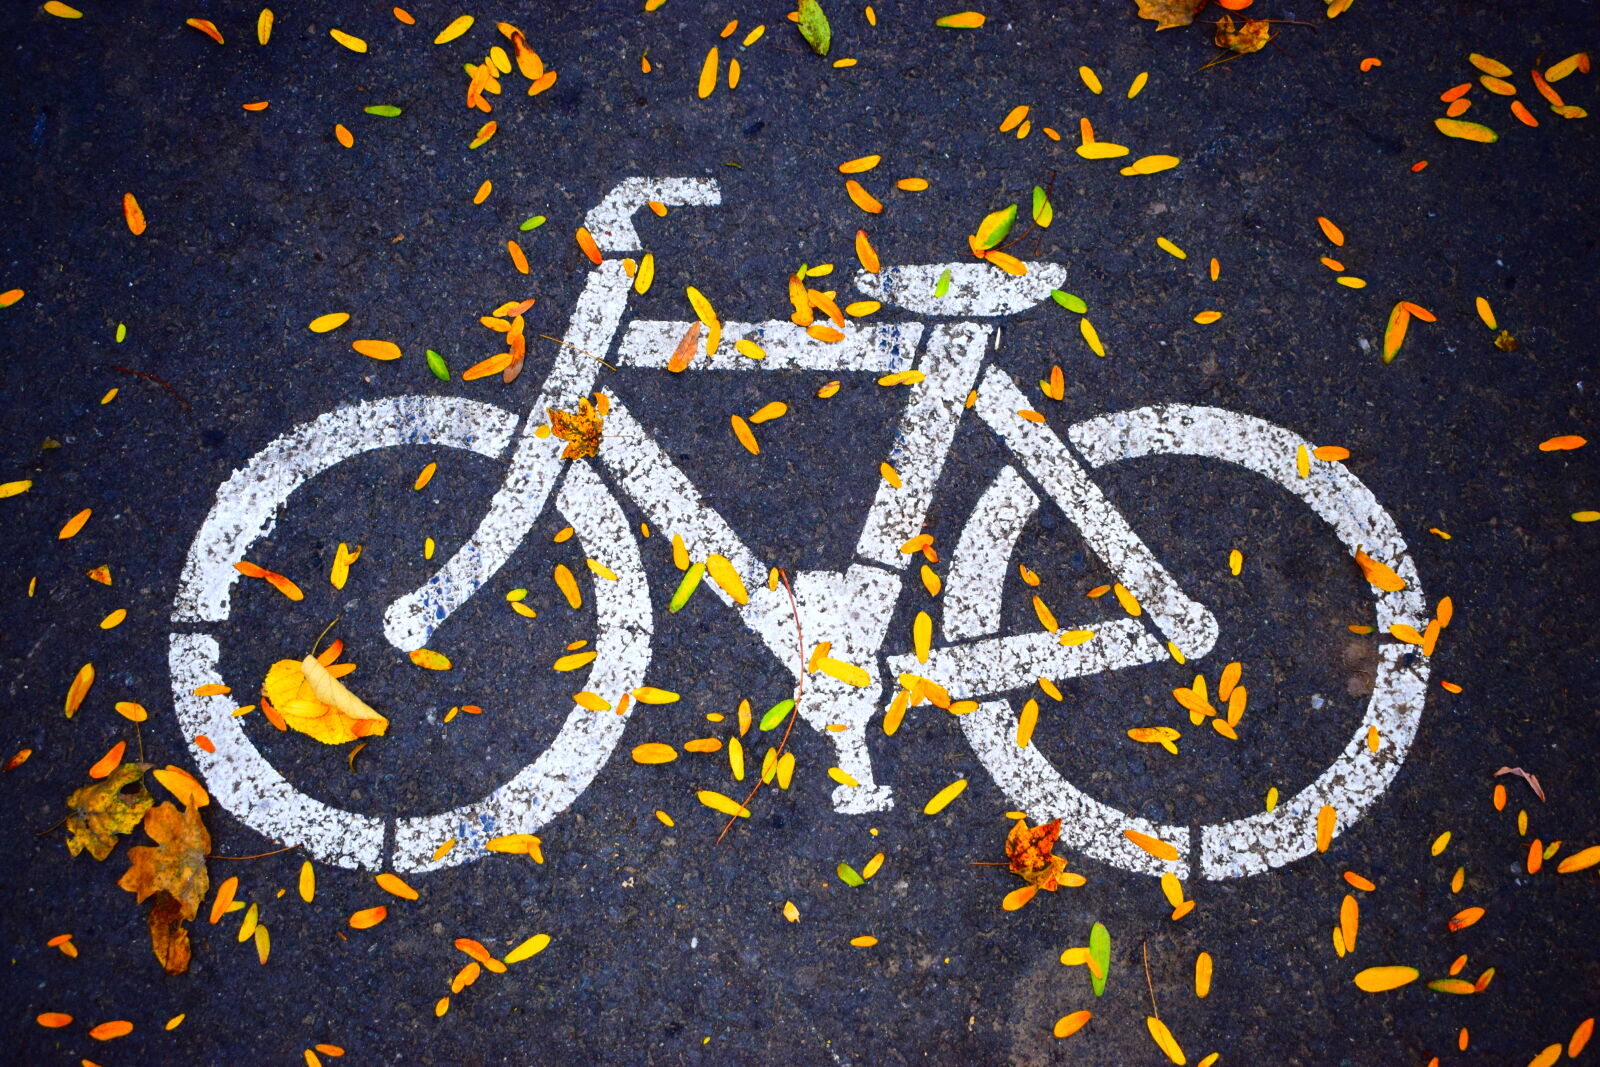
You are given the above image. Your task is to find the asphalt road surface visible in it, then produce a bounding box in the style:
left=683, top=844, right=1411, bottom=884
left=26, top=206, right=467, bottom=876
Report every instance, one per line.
left=2, top=1, right=1598, bottom=1064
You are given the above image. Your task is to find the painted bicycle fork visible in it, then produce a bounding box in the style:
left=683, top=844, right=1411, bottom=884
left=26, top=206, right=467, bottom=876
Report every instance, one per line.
left=380, top=177, right=1217, bottom=815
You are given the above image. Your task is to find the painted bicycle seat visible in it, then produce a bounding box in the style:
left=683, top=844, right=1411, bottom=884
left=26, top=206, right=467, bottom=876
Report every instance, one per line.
left=854, top=261, right=1069, bottom=317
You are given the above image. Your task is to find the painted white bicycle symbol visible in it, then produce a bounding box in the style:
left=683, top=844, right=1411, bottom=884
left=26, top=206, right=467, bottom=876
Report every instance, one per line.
left=169, top=177, right=1429, bottom=880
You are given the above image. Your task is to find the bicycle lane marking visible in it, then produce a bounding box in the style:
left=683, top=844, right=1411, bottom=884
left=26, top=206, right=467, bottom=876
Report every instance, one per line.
left=390, top=460, right=653, bottom=873
left=596, top=392, right=904, bottom=812
left=932, top=401, right=1428, bottom=879
left=380, top=261, right=633, bottom=654
left=169, top=397, right=521, bottom=870
left=941, top=464, right=1038, bottom=642
left=378, top=178, right=724, bottom=653
left=1068, top=404, right=1429, bottom=879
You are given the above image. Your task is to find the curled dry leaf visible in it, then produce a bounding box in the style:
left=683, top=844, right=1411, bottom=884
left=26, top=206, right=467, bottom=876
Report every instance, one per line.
left=262, top=655, right=389, bottom=745
left=1493, top=766, right=1545, bottom=802
left=1214, top=14, right=1272, bottom=53
left=117, top=800, right=211, bottom=974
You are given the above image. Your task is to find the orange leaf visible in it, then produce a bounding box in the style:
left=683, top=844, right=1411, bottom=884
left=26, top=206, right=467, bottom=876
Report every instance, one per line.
left=845, top=179, right=883, bottom=214
left=575, top=227, right=602, bottom=265
left=351, top=339, right=402, bottom=361
left=89, top=1019, right=134, bottom=1041
left=376, top=872, right=420, bottom=900
left=65, top=662, right=95, bottom=718
left=349, top=906, right=388, bottom=929
left=1382, top=303, right=1410, bottom=363
left=122, top=193, right=147, bottom=235
left=209, top=875, right=238, bottom=924
left=667, top=321, right=702, bottom=373
left=1123, top=828, right=1179, bottom=862
left=59, top=507, right=92, bottom=539
left=463, top=352, right=515, bottom=381
left=185, top=17, right=224, bottom=44
left=88, top=741, right=127, bottom=779
left=1353, top=550, right=1407, bottom=592
left=855, top=229, right=881, bottom=273
left=1001, top=884, right=1037, bottom=910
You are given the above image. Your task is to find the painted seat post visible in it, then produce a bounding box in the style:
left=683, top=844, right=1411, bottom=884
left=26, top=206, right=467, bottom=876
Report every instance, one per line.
left=381, top=178, right=722, bottom=653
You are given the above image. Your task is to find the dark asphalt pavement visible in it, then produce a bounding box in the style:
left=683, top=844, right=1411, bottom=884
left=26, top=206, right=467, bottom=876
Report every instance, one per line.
left=2, top=1, right=1598, bottom=1064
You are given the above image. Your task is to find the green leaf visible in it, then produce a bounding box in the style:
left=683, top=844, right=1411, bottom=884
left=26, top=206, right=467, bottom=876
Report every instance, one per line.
left=1051, top=290, right=1087, bottom=314
left=1089, top=922, right=1110, bottom=996
left=364, top=105, right=403, bottom=117
left=836, top=862, right=864, bottom=886
left=1031, top=186, right=1053, bottom=229
left=975, top=204, right=1017, bottom=250
left=425, top=349, right=449, bottom=381
left=519, top=215, right=547, bottom=232
left=759, top=698, right=795, bottom=731
left=797, top=0, right=831, bottom=56
left=668, top=561, right=706, bottom=613
left=934, top=267, right=952, bottom=297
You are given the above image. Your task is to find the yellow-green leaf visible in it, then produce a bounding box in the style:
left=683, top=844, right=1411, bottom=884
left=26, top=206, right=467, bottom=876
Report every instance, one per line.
left=975, top=204, right=1017, bottom=250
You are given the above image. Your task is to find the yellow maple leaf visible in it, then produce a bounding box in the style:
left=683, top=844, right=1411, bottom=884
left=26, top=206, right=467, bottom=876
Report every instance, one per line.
left=118, top=801, right=211, bottom=975
left=549, top=398, right=604, bottom=460
left=262, top=655, right=388, bottom=745
left=65, top=762, right=152, bottom=860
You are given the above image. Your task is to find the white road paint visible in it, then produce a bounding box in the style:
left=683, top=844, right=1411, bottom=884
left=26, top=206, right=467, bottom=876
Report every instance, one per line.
left=886, top=618, right=1165, bottom=700
left=583, top=177, right=722, bottom=252
left=1068, top=404, right=1429, bottom=877
left=941, top=465, right=1038, bottom=642
left=853, top=262, right=1069, bottom=318
left=170, top=632, right=387, bottom=869
left=384, top=178, right=726, bottom=653
left=962, top=700, right=1190, bottom=878
left=946, top=402, right=1428, bottom=879
left=392, top=460, right=652, bottom=872
left=169, top=395, right=522, bottom=869
left=974, top=369, right=1221, bottom=660
left=380, top=262, right=629, bottom=652
left=616, top=318, right=921, bottom=373
left=1201, top=644, right=1426, bottom=878
left=598, top=393, right=899, bottom=812
left=172, top=396, right=520, bottom=625
left=855, top=323, right=991, bottom=569
left=171, top=419, right=647, bottom=871
left=1068, top=405, right=1428, bottom=632
left=172, top=175, right=1428, bottom=882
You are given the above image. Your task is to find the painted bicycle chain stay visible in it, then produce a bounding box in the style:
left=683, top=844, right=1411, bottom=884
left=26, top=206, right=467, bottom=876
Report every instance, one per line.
left=169, top=177, right=1430, bottom=880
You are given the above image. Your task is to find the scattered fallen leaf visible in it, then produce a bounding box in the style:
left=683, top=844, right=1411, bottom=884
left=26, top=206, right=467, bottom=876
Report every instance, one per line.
left=1353, top=965, right=1419, bottom=992
left=797, top=0, right=831, bottom=55
left=1494, top=766, right=1546, bottom=802
left=66, top=763, right=152, bottom=860
left=1006, top=817, right=1069, bottom=889
left=262, top=655, right=389, bottom=745
left=1134, top=0, right=1204, bottom=30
